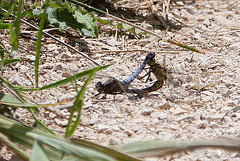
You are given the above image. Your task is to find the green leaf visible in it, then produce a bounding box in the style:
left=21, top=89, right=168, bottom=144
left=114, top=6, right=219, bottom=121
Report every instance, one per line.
left=31, top=140, right=49, bottom=161
left=74, top=8, right=98, bottom=37
left=46, top=7, right=68, bottom=29
left=0, top=77, right=26, bottom=103
left=32, top=5, right=98, bottom=37
left=0, top=1, right=14, bottom=23
left=32, top=7, right=45, bottom=16
left=22, top=9, right=41, bottom=18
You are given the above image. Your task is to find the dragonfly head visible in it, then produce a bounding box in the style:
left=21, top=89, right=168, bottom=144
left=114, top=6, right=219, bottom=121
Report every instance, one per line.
left=148, top=57, right=156, bottom=66
left=95, top=81, right=105, bottom=93
left=147, top=53, right=155, bottom=59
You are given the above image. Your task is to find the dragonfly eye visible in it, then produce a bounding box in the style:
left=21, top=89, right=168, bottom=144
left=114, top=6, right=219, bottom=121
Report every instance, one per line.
left=96, top=81, right=105, bottom=92
left=96, top=81, right=104, bottom=87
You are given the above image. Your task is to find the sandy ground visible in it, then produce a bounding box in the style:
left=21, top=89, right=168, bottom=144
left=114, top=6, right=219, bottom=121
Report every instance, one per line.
left=1, top=0, right=240, bottom=160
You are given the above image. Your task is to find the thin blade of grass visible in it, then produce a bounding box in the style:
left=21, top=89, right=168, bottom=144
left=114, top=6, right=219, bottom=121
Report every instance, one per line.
left=0, top=22, right=10, bottom=29
left=29, top=108, right=55, bottom=135
left=8, top=23, right=18, bottom=51
left=0, top=58, right=20, bottom=66
left=13, top=0, right=24, bottom=51
left=20, top=65, right=110, bottom=91
left=35, top=2, right=48, bottom=88
left=65, top=73, right=94, bottom=137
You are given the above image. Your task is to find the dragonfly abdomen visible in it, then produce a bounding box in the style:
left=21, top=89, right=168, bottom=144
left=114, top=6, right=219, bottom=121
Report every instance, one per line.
left=142, top=60, right=167, bottom=92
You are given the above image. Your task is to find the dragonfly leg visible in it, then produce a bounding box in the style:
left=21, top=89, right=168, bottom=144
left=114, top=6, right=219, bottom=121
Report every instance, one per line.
left=139, top=69, right=152, bottom=83
left=92, top=92, right=101, bottom=98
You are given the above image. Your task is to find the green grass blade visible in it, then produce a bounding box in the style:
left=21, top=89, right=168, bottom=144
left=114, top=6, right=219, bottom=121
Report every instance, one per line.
left=13, top=0, right=24, bottom=51
left=71, top=138, right=141, bottom=161
left=29, top=108, right=55, bottom=135
left=20, top=65, right=110, bottom=91
left=8, top=23, right=18, bottom=51
left=35, top=2, right=49, bottom=88
left=0, top=3, right=14, bottom=23
left=0, top=58, right=20, bottom=66
left=36, top=136, right=116, bottom=161
left=0, top=22, right=10, bottom=29
left=65, top=73, right=94, bottom=137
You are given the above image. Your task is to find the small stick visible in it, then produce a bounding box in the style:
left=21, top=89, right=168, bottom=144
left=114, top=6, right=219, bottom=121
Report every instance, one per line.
left=89, top=50, right=179, bottom=54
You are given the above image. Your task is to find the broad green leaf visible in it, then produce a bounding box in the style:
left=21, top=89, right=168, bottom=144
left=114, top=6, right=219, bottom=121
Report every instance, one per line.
left=2, top=115, right=240, bottom=161
left=0, top=134, right=29, bottom=160
left=0, top=115, right=124, bottom=161
left=46, top=7, right=68, bottom=29
left=32, top=5, right=98, bottom=37
left=71, top=138, right=141, bottom=161
left=74, top=8, right=98, bottom=37
left=32, top=8, right=45, bottom=16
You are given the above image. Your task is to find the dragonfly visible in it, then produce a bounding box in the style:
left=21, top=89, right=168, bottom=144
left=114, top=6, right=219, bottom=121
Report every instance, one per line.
left=141, top=53, right=167, bottom=92
left=95, top=53, right=155, bottom=98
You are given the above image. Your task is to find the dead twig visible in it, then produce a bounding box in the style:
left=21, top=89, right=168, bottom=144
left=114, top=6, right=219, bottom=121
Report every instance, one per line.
left=88, top=50, right=179, bottom=54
